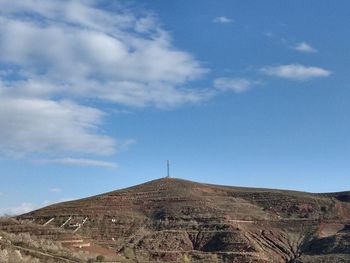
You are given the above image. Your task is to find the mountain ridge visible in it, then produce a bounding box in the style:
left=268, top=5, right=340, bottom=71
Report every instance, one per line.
left=9, top=177, right=350, bottom=262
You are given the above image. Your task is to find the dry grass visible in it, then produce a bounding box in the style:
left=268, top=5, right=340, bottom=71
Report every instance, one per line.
left=0, top=229, right=95, bottom=262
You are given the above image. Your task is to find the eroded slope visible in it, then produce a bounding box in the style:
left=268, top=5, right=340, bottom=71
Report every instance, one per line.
left=17, top=178, right=350, bottom=262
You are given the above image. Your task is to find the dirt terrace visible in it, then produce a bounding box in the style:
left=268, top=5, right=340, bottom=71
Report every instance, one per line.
left=14, top=178, right=350, bottom=262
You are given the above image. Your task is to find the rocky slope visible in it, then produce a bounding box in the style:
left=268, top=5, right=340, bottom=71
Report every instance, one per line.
left=16, top=178, right=350, bottom=262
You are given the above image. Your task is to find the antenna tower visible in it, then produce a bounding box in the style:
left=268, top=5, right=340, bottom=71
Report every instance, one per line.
left=166, top=160, right=170, bottom=178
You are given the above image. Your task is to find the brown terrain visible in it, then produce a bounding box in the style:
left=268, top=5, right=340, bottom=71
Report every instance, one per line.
left=1, top=177, right=350, bottom=262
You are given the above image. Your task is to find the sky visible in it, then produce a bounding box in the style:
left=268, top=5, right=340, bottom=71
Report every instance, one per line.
left=1, top=0, right=350, bottom=215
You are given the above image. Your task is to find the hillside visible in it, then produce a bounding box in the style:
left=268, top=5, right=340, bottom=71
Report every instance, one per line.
left=4, top=178, right=350, bottom=262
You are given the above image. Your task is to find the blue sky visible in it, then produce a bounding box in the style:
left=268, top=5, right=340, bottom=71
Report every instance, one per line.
left=1, top=0, right=350, bottom=215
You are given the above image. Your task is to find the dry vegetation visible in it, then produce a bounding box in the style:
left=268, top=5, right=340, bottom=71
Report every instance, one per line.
left=1, top=178, right=349, bottom=262
left=0, top=248, right=41, bottom=263
left=0, top=227, right=106, bottom=262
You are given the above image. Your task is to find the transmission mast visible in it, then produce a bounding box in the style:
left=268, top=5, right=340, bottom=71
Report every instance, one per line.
left=166, top=160, right=170, bottom=178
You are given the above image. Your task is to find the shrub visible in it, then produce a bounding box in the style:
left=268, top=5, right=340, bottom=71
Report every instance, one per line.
left=123, top=247, right=136, bottom=260
left=96, top=254, right=105, bottom=261
left=184, top=254, right=191, bottom=263
left=0, top=248, right=41, bottom=263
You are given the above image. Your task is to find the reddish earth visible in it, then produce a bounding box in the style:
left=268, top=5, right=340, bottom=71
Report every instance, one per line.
left=5, top=178, right=350, bottom=262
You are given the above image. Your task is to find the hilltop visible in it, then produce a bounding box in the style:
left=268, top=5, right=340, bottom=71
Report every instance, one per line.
left=1, top=178, right=349, bottom=262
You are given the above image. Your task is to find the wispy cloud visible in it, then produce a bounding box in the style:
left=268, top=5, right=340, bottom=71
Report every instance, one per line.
left=0, top=198, right=77, bottom=215
left=261, top=64, right=331, bottom=81
left=0, top=98, right=116, bottom=156
left=0, top=0, right=212, bottom=158
left=0, top=0, right=209, bottom=107
left=264, top=32, right=318, bottom=54
left=118, top=139, right=137, bottom=152
left=213, top=16, right=233, bottom=23
left=50, top=187, right=62, bottom=193
left=294, top=42, right=318, bottom=53
left=214, top=78, right=256, bottom=93
left=0, top=202, right=35, bottom=216
left=37, top=158, right=118, bottom=169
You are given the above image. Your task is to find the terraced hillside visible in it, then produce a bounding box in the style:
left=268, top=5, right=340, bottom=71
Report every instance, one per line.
left=16, top=178, right=350, bottom=262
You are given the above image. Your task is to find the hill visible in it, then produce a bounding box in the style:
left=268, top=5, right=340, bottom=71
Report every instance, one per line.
left=3, top=178, right=350, bottom=262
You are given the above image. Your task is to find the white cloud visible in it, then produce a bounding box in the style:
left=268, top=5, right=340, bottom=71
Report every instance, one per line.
left=294, top=42, right=318, bottom=53
left=50, top=188, right=62, bottom=193
left=214, top=78, right=255, bottom=93
left=213, top=16, right=233, bottom=23
left=261, top=64, right=331, bottom=81
left=118, top=139, right=137, bottom=152
left=37, top=158, right=118, bottom=169
left=0, top=198, right=77, bottom=215
left=0, top=202, right=35, bottom=216
left=0, top=0, right=212, bottom=157
left=0, top=1, right=209, bottom=107
left=0, top=96, right=115, bottom=156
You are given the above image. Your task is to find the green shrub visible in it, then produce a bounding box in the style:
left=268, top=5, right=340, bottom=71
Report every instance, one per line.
left=96, top=254, right=105, bottom=261
left=123, top=247, right=136, bottom=260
